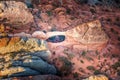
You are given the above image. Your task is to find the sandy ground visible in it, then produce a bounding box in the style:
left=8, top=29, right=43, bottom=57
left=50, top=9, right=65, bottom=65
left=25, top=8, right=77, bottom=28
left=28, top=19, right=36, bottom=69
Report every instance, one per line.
left=1, top=0, right=120, bottom=80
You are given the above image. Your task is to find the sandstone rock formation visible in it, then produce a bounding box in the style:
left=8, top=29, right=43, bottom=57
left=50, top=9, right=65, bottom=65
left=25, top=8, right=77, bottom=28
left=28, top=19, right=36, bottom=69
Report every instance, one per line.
left=65, top=20, right=109, bottom=51
left=66, top=20, right=108, bottom=44
left=0, top=36, right=56, bottom=78
left=33, top=20, right=109, bottom=51
left=0, top=37, right=47, bottom=54
left=0, top=1, right=33, bottom=26
left=83, top=75, right=108, bottom=80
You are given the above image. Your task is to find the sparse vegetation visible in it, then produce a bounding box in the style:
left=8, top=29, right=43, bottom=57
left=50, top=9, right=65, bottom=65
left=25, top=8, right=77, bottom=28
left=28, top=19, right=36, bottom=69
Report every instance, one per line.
left=66, top=8, right=71, bottom=14
left=63, top=49, right=75, bottom=60
left=86, top=66, right=95, bottom=71
left=95, top=50, right=99, bottom=55
left=46, top=11, right=52, bottom=16
left=73, top=72, right=79, bottom=78
left=79, top=67, right=85, bottom=73
left=94, top=70, right=101, bottom=75
left=98, top=55, right=101, bottom=60
left=59, top=56, right=73, bottom=76
left=110, top=28, right=118, bottom=34
left=67, top=53, right=75, bottom=60
left=81, top=51, right=87, bottom=56
left=118, top=36, right=120, bottom=41
left=86, top=56, right=94, bottom=61
left=0, top=58, right=5, bottom=62
left=80, top=60, right=84, bottom=64
left=112, top=61, right=120, bottom=69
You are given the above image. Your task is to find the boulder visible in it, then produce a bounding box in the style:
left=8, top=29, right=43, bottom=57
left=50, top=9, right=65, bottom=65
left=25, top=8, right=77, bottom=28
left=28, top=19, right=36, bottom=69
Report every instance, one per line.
left=66, top=20, right=109, bottom=51
left=19, top=59, right=56, bottom=74
left=0, top=36, right=56, bottom=78
left=0, top=1, right=33, bottom=26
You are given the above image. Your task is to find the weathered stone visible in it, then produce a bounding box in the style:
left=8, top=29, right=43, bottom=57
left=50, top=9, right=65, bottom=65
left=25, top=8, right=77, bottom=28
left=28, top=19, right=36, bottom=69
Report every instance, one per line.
left=65, top=20, right=109, bottom=51
left=0, top=35, right=56, bottom=78
left=15, top=59, right=57, bottom=74
left=88, top=75, right=108, bottom=80
left=7, top=54, right=57, bottom=76
left=0, top=37, right=47, bottom=54
left=0, top=1, right=33, bottom=26
left=0, top=53, right=48, bottom=78
left=0, top=67, right=40, bottom=77
left=83, top=75, right=109, bottom=80
left=66, top=20, right=109, bottom=44
left=0, top=24, right=4, bottom=33
left=33, top=50, right=52, bottom=60
left=33, top=20, right=109, bottom=51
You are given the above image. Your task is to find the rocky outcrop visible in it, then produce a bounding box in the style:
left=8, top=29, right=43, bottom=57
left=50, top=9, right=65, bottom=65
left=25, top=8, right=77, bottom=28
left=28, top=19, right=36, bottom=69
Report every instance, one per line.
left=0, top=67, right=40, bottom=77
left=66, top=20, right=109, bottom=51
left=0, top=1, right=33, bottom=26
left=83, top=75, right=108, bottom=80
left=0, top=37, right=47, bottom=54
left=66, top=20, right=109, bottom=44
left=33, top=20, right=109, bottom=51
left=0, top=36, right=56, bottom=78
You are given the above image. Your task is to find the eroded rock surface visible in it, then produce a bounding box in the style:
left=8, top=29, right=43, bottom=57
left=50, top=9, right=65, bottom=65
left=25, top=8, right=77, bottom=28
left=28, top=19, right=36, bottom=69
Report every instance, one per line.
left=0, top=37, right=47, bottom=54
left=83, top=75, right=108, bottom=80
left=0, top=36, right=56, bottom=78
left=33, top=20, right=109, bottom=51
left=65, top=20, right=109, bottom=51
left=0, top=1, right=33, bottom=26
left=66, top=20, right=109, bottom=44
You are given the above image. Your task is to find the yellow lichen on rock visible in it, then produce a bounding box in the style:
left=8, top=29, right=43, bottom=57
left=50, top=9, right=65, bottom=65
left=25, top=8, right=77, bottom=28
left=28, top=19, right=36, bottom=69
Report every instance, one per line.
left=0, top=67, right=25, bottom=77
left=0, top=37, right=48, bottom=54
left=88, top=75, right=108, bottom=80
left=0, top=24, right=8, bottom=37
left=0, top=24, right=4, bottom=33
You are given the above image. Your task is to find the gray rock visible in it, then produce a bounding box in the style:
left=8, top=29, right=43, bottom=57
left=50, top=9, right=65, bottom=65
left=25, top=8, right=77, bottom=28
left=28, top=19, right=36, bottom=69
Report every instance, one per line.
left=21, top=59, right=56, bottom=75
left=10, top=67, right=40, bottom=77
left=33, top=50, right=51, bottom=61
left=0, top=36, right=55, bottom=78
left=87, top=0, right=102, bottom=5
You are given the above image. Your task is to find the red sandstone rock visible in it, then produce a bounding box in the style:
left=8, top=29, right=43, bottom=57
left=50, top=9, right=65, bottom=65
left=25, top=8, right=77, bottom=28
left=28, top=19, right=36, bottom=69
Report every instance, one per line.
left=33, top=20, right=109, bottom=52
left=0, top=1, right=33, bottom=26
